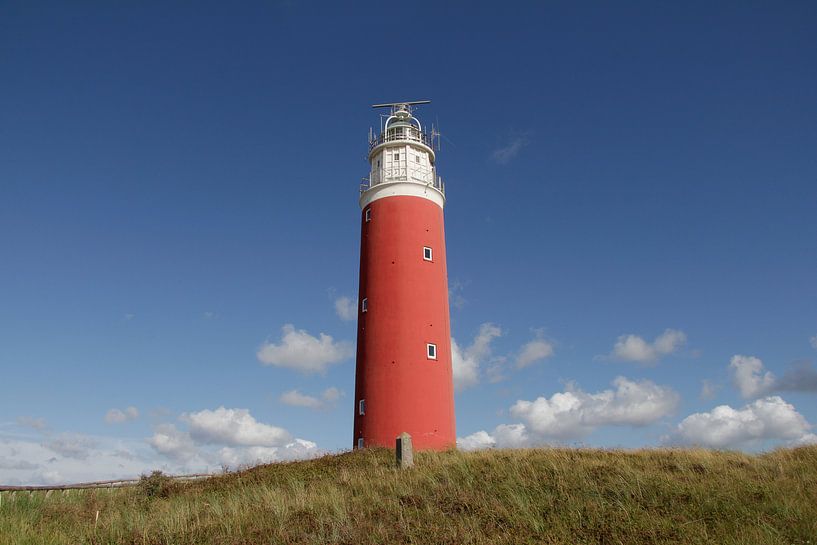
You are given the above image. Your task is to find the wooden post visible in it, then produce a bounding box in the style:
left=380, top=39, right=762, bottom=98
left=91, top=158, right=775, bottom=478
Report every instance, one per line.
left=396, top=432, right=414, bottom=469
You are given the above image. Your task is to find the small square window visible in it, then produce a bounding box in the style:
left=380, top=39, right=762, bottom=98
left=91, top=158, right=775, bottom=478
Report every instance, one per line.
left=365, top=208, right=371, bottom=222
left=427, top=343, right=437, bottom=360
left=415, top=155, right=420, bottom=163
left=361, top=297, right=368, bottom=313
left=359, top=399, right=366, bottom=415
left=423, top=247, right=433, bottom=261
left=376, top=159, right=381, bottom=167
left=394, top=153, right=400, bottom=161
left=357, top=437, right=364, bottom=449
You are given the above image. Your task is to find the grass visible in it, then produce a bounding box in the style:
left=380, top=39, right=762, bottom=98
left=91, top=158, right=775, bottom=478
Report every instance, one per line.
left=2, top=446, right=816, bottom=544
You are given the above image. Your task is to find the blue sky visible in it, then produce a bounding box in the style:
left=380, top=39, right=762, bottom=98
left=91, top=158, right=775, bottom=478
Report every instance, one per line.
left=1, top=1, right=816, bottom=484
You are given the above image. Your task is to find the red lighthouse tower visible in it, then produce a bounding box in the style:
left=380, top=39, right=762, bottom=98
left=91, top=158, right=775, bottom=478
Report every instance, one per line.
left=353, top=101, right=455, bottom=451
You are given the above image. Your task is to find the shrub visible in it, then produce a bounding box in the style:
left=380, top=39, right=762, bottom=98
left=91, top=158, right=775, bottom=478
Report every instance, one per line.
left=136, top=470, right=173, bottom=499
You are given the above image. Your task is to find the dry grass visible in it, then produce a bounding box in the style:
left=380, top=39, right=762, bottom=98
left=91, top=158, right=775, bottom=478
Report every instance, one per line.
left=2, top=446, right=816, bottom=544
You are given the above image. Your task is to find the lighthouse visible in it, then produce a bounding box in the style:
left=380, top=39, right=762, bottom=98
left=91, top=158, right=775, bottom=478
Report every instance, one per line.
left=352, top=101, right=456, bottom=451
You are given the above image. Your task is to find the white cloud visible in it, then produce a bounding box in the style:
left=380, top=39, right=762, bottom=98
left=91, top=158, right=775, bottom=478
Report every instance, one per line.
left=671, top=396, right=813, bottom=449
left=257, top=324, right=354, bottom=374
left=44, top=433, right=98, bottom=460
left=16, top=416, right=47, bottom=430
left=217, top=446, right=278, bottom=467
left=510, top=377, right=680, bottom=440
left=459, top=378, right=679, bottom=450
left=280, top=390, right=322, bottom=409
left=810, top=335, right=817, bottom=350
left=148, top=424, right=198, bottom=462
left=457, top=424, right=530, bottom=451
left=491, top=135, right=529, bottom=164
left=105, top=406, right=139, bottom=424
left=279, top=388, right=343, bottom=410
left=183, top=407, right=291, bottom=447
left=148, top=407, right=321, bottom=472
left=1, top=434, right=157, bottom=486
left=451, top=340, right=475, bottom=389
left=729, top=355, right=817, bottom=398
left=451, top=323, right=502, bottom=390
left=217, top=439, right=320, bottom=468
left=454, top=325, right=556, bottom=385
left=516, top=337, right=554, bottom=369
left=3, top=407, right=319, bottom=485
left=457, top=431, right=496, bottom=451
left=653, top=329, right=686, bottom=354
left=610, top=329, right=686, bottom=364
left=334, top=296, right=357, bottom=322
left=492, top=423, right=531, bottom=448
left=792, top=433, right=817, bottom=446
left=271, top=439, right=320, bottom=462
left=730, top=355, right=776, bottom=398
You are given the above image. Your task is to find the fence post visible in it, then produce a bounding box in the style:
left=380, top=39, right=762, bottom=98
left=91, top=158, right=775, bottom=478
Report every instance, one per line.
left=396, top=432, right=414, bottom=469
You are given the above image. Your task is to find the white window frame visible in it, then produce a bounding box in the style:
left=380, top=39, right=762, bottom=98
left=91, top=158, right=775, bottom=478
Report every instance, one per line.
left=361, top=297, right=368, bottom=313
left=357, top=437, right=364, bottom=449
left=365, top=208, right=371, bottom=222
left=423, top=246, right=433, bottom=261
left=427, top=343, right=437, bottom=360
left=359, top=399, right=365, bottom=415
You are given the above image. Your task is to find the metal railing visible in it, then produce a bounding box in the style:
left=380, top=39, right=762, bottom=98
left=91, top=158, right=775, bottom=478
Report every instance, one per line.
left=368, top=129, right=433, bottom=152
left=360, top=171, right=444, bottom=195
left=369, top=165, right=441, bottom=186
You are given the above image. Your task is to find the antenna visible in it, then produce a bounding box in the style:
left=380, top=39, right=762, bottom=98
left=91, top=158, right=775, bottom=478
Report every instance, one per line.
left=371, top=100, right=431, bottom=109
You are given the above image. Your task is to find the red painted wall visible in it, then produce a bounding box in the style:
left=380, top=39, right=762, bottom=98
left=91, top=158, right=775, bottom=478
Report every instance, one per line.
left=353, top=194, right=456, bottom=450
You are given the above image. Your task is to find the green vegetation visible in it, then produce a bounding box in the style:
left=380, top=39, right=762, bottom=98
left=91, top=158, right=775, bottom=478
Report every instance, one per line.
left=2, top=446, right=816, bottom=544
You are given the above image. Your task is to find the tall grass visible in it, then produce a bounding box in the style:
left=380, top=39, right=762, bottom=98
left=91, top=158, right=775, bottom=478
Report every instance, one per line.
left=2, top=446, right=815, bottom=544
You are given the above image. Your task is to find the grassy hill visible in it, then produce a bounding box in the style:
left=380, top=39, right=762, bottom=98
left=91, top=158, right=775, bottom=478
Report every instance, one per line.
left=3, top=446, right=816, bottom=544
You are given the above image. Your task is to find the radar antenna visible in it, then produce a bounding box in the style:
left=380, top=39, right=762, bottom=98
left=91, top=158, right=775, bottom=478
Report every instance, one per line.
left=371, top=100, right=431, bottom=109
left=371, top=100, right=431, bottom=117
